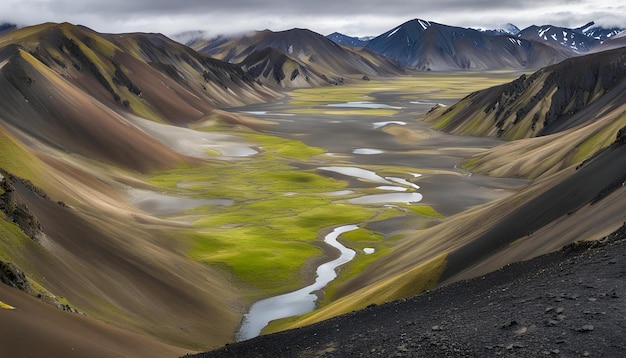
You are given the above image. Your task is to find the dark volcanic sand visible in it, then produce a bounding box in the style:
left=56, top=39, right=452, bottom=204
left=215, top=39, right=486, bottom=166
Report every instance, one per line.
left=189, top=225, right=626, bottom=358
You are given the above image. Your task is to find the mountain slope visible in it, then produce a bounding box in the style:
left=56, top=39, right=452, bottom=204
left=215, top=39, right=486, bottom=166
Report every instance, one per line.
left=190, top=28, right=404, bottom=87
left=518, top=25, right=601, bottom=52
left=0, top=23, right=278, bottom=171
left=193, top=224, right=626, bottom=357
left=326, top=32, right=369, bottom=47
left=0, top=22, right=283, bottom=353
left=365, top=19, right=574, bottom=70
left=423, top=46, right=626, bottom=178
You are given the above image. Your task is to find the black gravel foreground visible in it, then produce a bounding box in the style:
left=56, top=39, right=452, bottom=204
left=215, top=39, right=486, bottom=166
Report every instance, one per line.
left=190, top=225, right=626, bottom=357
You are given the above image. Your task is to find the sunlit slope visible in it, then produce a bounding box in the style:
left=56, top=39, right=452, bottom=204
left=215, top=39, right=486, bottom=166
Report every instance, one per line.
left=424, top=46, right=626, bottom=178
left=425, top=46, right=626, bottom=140
left=190, top=28, right=405, bottom=87
left=0, top=23, right=280, bottom=172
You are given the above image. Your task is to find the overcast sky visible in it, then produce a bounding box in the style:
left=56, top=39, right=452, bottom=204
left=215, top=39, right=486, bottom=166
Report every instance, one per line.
left=2, top=0, right=624, bottom=38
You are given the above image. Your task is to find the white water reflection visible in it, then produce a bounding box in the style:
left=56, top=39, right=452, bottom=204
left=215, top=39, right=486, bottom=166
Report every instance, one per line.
left=326, top=101, right=402, bottom=110
left=319, top=166, right=391, bottom=185
left=127, top=189, right=233, bottom=216
left=363, top=248, right=375, bottom=254
left=373, top=121, right=407, bottom=129
left=125, top=114, right=257, bottom=158
left=376, top=186, right=407, bottom=192
left=237, top=225, right=359, bottom=341
left=349, top=192, right=423, bottom=204
left=386, top=177, right=420, bottom=190
left=353, top=148, right=384, bottom=155
left=324, top=190, right=356, bottom=196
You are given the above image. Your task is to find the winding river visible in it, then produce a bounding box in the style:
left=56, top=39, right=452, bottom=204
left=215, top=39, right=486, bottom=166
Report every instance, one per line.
left=236, top=224, right=359, bottom=341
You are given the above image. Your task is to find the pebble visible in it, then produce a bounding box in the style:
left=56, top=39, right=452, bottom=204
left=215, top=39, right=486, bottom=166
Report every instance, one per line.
left=577, top=324, right=594, bottom=332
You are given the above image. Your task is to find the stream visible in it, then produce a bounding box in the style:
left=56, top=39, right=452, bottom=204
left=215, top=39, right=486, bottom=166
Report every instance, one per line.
left=236, top=224, right=359, bottom=341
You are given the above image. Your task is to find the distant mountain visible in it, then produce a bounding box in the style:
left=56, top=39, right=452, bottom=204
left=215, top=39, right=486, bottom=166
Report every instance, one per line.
left=480, top=23, right=521, bottom=36
left=189, top=28, right=404, bottom=87
left=0, top=22, right=17, bottom=35
left=171, top=29, right=209, bottom=45
left=238, top=47, right=331, bottom=87
left=326, top=32, right=370, bottom=47
left=593, top=30, right=626, bottom=52
left=517, top=24, right=602, bottom=52
left=518, top=22, right=625, bottom=53
left=365, top=19, right=573, bottom=71
left=577, top=21, right=624, bottom=41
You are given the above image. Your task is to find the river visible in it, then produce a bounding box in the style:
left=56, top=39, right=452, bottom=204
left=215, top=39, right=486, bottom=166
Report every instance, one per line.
left=236, top=224, right=359, bottom=341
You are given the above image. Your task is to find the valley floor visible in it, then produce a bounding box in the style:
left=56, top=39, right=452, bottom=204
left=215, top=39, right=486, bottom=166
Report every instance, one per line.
left=193, top=224, right=626, bottom=357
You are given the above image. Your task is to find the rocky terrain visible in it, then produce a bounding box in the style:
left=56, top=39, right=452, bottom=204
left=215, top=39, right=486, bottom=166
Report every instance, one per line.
left=192, top=224, right=626, bottom=357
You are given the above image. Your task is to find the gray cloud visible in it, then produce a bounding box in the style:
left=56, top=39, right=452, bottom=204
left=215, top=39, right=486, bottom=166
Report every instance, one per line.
left=1, top=0, right=623, bottom=38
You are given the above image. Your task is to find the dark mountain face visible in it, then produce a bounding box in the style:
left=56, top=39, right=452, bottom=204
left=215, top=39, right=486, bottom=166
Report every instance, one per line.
left=518, top=25, right=601, bottom=52
left=365, top=19, right=573, bottom=71
left=577, top=21, right=624, bottom=41
left=326, top=32, right=369, bottom=47
left=0, top=23, right=17, bottom=35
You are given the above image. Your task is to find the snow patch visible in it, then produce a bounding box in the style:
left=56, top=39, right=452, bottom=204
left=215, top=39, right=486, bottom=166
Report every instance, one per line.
left=418, top=19, right=431, bottom=30
left=387, top=27, right=400, bottom=38
left=538, top=27, right=551, bottom=38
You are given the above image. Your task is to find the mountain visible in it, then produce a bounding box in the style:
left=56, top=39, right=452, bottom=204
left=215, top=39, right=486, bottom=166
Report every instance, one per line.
left=518, top=22, right=625, bottom=53
left=592, top=30, right=626, bottom=52
left=423, top=45, right=626, bottom=138
left=577, top=21, right=624, bottom=41
left=365, top=19, right=574, bottom=71
left=0, top=22, right=281, bottom=354
left=480, top=23, right=521, bottom=36
left=326, top=32, right=370, bottom=47
left=517, top=24, right=602, bottom=52
left=188, top=28, right=404, bottom=87
left=0, top=23, right=16, bottom=35
left=0, top=23, right=278, bottom=171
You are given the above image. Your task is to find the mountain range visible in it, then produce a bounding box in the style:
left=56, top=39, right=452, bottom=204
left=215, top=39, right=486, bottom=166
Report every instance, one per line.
left=0, top=15, right=625, bottom=358
left=185, top=28, right=404, bottom=87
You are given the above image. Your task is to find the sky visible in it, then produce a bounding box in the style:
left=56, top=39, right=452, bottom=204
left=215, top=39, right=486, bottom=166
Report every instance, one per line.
left=1, top=0, right=624, bottom=38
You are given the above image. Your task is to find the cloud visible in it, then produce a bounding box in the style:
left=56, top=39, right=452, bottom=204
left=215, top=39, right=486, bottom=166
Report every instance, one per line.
left=0, top=0, right=623, bottom=37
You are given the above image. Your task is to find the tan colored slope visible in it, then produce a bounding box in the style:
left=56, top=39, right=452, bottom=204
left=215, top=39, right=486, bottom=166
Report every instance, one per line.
left=0, top=285, right=188, bottom=357
left=0, top=124, right=242, bottom=349
left=0, top=48, right=194, bottom=172
left=464, top=101, right=626, bottom=179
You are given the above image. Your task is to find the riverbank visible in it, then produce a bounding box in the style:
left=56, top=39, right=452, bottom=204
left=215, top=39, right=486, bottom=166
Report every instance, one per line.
left=189, top=224, right=626, bottom=357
